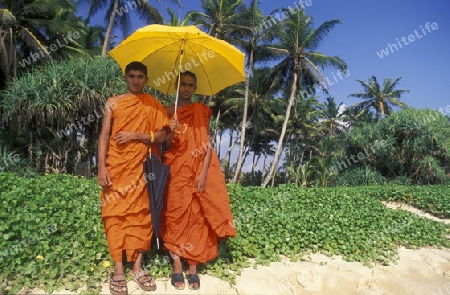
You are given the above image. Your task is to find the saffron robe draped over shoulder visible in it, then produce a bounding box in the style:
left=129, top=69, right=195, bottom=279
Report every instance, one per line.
left=100, top=93, right=168, bottom=262
left=162, top=102, right=236, bottom=264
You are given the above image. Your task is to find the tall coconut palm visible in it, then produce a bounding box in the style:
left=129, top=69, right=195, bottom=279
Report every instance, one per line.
left=228, top=67, right=278, bottom=179
left=82, top=0, right=171, bottom=56
left=261, top=8, right=347, bottom=187
left=348, top=76, right=409, bottom=122
left=230, top=0, right=280, bottom=182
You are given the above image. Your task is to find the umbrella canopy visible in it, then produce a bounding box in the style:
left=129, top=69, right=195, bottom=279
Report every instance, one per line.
left=109, top=24, right=246, bottom=96
left=143, top=153, right=170, bottom=250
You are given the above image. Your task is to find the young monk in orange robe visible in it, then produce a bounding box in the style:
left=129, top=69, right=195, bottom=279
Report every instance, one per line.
left=98, top=62, right=175, bottom=295
left=162, top=71, right=237, bottom=290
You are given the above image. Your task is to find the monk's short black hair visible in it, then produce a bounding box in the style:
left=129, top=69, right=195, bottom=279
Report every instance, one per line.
left=177, top=71, right=197, bottom=85
left=125, top=61, right=147, bottom=77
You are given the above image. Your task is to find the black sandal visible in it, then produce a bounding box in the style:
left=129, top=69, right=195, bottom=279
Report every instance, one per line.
left=171, top=273, right=185, bottom=290
left=187, top=273, right=200, bottom=290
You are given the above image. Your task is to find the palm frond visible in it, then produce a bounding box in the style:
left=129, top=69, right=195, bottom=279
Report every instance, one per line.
left=18, top=26, right=50, bottom=58
left=306, top=19, right=343, bottom=50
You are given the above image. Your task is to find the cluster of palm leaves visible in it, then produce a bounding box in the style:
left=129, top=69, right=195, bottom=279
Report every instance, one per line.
left=2, top=0, right=438, bottom=187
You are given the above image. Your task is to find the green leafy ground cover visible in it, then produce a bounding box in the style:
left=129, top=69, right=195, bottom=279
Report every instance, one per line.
left=0, top=172, right=449, bottom=294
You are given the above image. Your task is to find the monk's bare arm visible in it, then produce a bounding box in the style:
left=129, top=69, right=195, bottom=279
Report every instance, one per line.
left=98, top=98, right=115, bottom=187
left=115, top=105, right=174, bottom=145
left=125, top=120, right=177, bottom=145
left=163, top=120, right=179, bottom=149
left=114, top=129, right=163, bottom=145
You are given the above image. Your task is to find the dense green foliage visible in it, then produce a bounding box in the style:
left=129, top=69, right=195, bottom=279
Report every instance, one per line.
left=1, top=56, right=127, bottom=177
left=0, top=172, right=448, bottom=294
left=331, top=165, right=388, bottom=186
left=342, top=109, right=450, bottom=184
left=0, top=173, right=105, bottom=293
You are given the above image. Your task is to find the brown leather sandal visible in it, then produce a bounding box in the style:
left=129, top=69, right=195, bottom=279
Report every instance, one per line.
left=109, top=273, right=128, bottom=295
left=129, top=269, right=157, bottom=291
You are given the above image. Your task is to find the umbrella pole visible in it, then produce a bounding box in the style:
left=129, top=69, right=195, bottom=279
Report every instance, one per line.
left=174, top=47, right=185, bottom=118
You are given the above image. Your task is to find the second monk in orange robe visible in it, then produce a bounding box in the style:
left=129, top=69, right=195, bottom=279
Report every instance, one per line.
left=162, top=71, right=236, bottom=290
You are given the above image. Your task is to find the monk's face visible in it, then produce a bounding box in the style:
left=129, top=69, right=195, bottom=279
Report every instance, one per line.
left=177, top=75, right=197, bottom=101
left=125, top=70, right=148, bottom=94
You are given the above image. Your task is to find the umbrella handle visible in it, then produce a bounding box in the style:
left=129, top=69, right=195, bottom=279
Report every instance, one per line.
left=174, top=123, right=188, bottom=135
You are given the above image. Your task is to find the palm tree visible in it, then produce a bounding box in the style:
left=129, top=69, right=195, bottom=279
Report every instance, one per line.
left=230, top=0, right=280, bottom=182
left=0, top=0, right=82, bottom=81
left=77, top=21, right=105, bottom=56
left=208, top=83, right=243, bottom=159
left=233, top=67, right=278, bottom=180
left=190, top=0, right=242, bottom=41
left=45, top=11, right=95, bottom=59
left=165, top=8, right=196, bottom=26
left=283, top=94, right=323, bottom=184
left=82, top=0, right=169, bottom=56
left=261, top=8, right=347, bottom=187
left=343, top=105, right=377, bottom=128
left=348, top=76, right=409, bottom=122
left=319, top=97, right=349, bottom=135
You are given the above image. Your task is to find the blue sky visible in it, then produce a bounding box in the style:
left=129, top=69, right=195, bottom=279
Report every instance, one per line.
left=82, top=0, right=450, bottom=113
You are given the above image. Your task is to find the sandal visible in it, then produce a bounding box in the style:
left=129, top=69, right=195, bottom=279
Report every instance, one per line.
left=129, top=269, right=157, bottom=291
left=171, top=273, right=185, bottom=290
left=187, top=273, right=200, bottom=290
left=109, top=273, right=128, bottom=295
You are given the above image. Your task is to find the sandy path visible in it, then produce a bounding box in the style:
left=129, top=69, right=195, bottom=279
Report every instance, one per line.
left=25, top=246, right=449, bottom=295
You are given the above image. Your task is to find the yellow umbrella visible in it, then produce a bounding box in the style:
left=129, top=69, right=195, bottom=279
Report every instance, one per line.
left=109, top=24, right=246, bottom=98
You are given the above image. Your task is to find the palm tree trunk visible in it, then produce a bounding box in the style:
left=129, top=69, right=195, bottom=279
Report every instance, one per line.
left=261, top=72, right=298, bottom=187
left=10, top=28, right=16, bottom=78
left=254, top=153, right=261, bottom=173
left=225, top=130, right=235, bottom=165
left=217, top=129, right=223, bottom=156
left=212, top=108, right=221, bottom=150
left=232, top=49, right=253, bottom=183
left=285, top=133, right=294, bottom=183
left=242, top=148, right=250, bottom=167
left=102, top=0, right=118, bottom=56
left=251, top=152, right=256, bottom=173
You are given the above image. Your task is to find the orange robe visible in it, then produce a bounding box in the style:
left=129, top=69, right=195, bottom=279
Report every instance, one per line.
left=100, top=94, right=168, bottom=262
left=162, top=102, right=236, bottom=264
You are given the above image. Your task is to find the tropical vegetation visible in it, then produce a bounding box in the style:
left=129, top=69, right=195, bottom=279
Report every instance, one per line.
left=1, top=0, right=448, bottom=186
left=0, top=0, right=449, bottom=293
